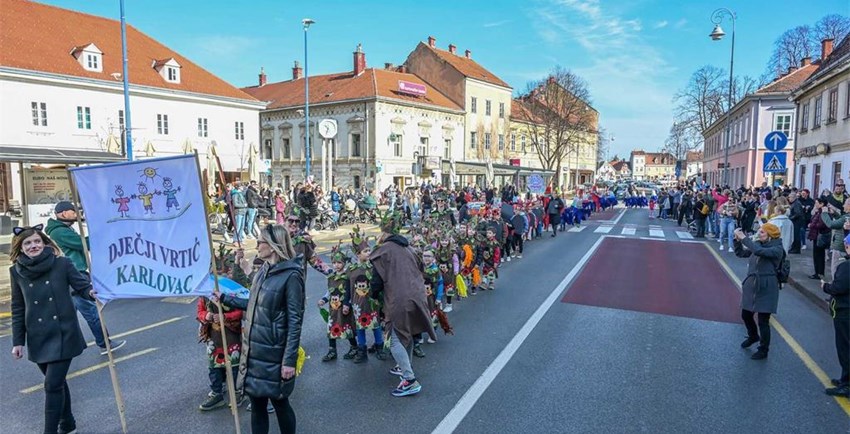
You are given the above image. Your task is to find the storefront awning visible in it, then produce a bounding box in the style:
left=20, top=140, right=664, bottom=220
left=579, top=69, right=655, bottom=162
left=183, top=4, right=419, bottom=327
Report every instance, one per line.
left=442, top=159, right=555, bottom=176
left=0, top=145, right=125, bottom=164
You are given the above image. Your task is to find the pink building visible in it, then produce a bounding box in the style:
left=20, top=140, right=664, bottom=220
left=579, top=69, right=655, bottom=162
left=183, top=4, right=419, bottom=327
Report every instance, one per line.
left=702, top=59, right=820, bottom=188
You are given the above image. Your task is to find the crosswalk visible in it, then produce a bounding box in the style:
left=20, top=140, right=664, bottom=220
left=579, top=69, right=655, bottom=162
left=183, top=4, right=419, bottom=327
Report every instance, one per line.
left=566, top=224, right=695, bottom=240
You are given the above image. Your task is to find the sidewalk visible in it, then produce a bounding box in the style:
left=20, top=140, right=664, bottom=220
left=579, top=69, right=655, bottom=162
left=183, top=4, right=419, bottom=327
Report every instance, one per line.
left=785, top=243, right=831, bottom=312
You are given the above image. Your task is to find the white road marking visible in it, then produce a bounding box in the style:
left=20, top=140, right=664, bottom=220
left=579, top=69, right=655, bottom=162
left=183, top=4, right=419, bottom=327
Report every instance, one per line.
left=676, top=231, right=694, bottom=240
left=610, top=208, right=626, bottom=225
left=594, top=225, right=613, bottom=234
left=621, top=227, right=636, bottom=235
left=649, top=229, right=665, bottom=237
left=568, top=226, right=586, bottom=233
left=432, top=236, right=606, bottom=434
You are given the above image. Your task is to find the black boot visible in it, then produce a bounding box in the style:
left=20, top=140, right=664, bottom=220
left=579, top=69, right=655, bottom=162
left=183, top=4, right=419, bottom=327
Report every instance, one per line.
left=343, top=345, right=358, bottom=360
left=413, top=344, right=425, bottom=358
left=322, top=348, right=337, bottom=362
left=740, top=336, right=759, bottom=349
left=374, top=344, right=389, bottom=361
left=750, top=346, right=768, bottom=360
left=353, top=346, right=368, bottom=364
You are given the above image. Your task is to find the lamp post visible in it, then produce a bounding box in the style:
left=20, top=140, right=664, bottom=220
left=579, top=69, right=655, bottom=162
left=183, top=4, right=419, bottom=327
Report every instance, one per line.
left=710, top=7, right=736, bottom=187
left=119, top=0, right=133, bottom=160
left=302, top=18, right=315, bottom=182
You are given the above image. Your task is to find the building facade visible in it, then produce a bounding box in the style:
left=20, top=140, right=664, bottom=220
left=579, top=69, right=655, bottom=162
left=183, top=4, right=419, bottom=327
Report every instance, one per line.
left=630, top=151, right=647, bottom=180
left=686, top=151, right=704, bottom=179
left=0, top=0, right=263, bottom=221
left=792, top=37, right=850, bottom=194
left=242, top=46, right=465, bottom=193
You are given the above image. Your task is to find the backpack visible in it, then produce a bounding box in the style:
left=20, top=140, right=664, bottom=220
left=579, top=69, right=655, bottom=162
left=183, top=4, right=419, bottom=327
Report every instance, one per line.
left=700, top=203, right=710, bottom=215
left=775, top=251, right=790, bottom=286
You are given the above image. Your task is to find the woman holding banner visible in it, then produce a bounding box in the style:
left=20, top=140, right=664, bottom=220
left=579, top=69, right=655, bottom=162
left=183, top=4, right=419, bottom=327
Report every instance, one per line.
left=10, top=225, right=95, bottom=434
left=217, top=223, right=304, bottom=434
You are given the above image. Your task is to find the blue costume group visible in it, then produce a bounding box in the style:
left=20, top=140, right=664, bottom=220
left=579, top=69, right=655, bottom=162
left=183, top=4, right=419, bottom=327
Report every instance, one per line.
left=625, top=195, right=649, bottom=208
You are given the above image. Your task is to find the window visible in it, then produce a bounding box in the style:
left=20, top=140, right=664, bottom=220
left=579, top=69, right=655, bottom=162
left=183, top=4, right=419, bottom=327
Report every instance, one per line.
left=350, top=133, right=361, bottom=157
left=86, top=53, right=99, bottom=71
left=118, top=110, right=125, bottom=145
left=262, top=139, right=272, bottom=160
left=485, top=100, right=491, bottom=116
left=444, top=139, right=451, bottom=159
left=799, top=165, right=806, bottom=191
left=393, top=135, right=403, bottom=157
left=470, top=131, right=478, bottom=149
left=813, top=164, right=821, bottom=193
left=157, top=114, right=169, bottom=135
left=31, top=102, right=47, bottom=126
left=801, top=102, right=809, bottom=132
left=284, top=176, right=291, bottom=192
left=521, top=134, right=526, bottom=153
left=484, top=133, right=491, bottom=150
left=282, top=138, right=291, bottom=159
left=419, top=137, right=428, bottom=156
left=353, top=175, right=361, bottom=189
left=471, top=97, right=477, bottom=113
left=166, top=66, right=179, bottom=83
left=235, top=121, right=244, bottom=140
left=833, top=161, right=843, bottom=187
left=197, top=118, right=208, bottom=137
left=774, top=113, right=791, bottom=137
left=828, top=87, right=838, bottom=123
left=499, top=102, right=505, bottom=119
left=498, top=134, right=505, bottom=150
left=510, top=133, right=516, bottom=151
left=743, top=117, right=749, bottom=143
left=813, top=96, right=823, bottom=128
left=76, top=106, right=91, bottom=129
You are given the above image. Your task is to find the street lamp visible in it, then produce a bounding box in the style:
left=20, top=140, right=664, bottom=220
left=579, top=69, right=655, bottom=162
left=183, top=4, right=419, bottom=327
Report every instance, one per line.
left=302, top=18, right=315, bottom=182
left=710, top=7, right=736, bottom=187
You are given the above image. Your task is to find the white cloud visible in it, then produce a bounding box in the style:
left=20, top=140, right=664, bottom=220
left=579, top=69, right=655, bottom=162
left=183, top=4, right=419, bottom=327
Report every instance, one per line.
left=531, top=0, right=676, bottom=150
left=674, top=18, right=688, bottom=28
left=483, top=19, right=512, bottom=28
left=654, top=20, right=669, bottom=29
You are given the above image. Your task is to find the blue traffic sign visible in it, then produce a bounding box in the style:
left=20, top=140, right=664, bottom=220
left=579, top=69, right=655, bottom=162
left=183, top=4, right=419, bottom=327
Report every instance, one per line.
left=764, top=131, right=788, bottom=151
left=763, top=152, right=787, bottom=173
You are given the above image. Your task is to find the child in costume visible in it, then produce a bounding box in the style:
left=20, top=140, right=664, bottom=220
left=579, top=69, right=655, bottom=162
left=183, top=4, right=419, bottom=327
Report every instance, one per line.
left=318, top=244, right=357, bottom=362
left=478, top=228, right=501, bottom=291
left=422, top=249, right=444, bottom=342
left=458, top=223, right=480, bottom=296
left=197, top=296, right=243, bottom=411
left=436, top=236, right=459, bottom=312
left=347, top=227, right=387, bottom=363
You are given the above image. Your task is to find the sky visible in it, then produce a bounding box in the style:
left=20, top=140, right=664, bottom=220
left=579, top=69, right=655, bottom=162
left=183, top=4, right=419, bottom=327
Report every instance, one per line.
left=39, top=0, right=850, bottom=159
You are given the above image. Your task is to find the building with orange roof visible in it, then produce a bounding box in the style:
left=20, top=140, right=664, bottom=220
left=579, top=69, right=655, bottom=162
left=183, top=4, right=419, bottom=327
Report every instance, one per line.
left=241, top=44, right=465, bottom=192
left=0, top=0, right=265, bottom=218
left=791, top=36, right=850, bottom=194
left=701, top=42, right=829, bottom=188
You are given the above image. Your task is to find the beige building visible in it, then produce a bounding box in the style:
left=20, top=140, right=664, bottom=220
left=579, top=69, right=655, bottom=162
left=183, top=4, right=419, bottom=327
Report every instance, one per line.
left=631, top=150, right=676, bottom=181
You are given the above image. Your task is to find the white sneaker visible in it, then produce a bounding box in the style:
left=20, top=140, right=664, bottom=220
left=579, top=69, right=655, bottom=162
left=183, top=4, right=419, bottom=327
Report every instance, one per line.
left=517, top=254, right=522, bottom=259
left=443, top=304, right=453, bottom=313
left=728, top=246, right=734, bottom=253
left=506, top=257, right=511, bottom=262
left=801, top=245, right=807, bottom=250
left=718, top=244, right=724, bottom=251
left=426, top=337, right=436, bottom=344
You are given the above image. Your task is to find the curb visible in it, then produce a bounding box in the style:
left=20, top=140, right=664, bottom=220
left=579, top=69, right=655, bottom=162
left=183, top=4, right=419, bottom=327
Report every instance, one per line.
left=786, top=276, right=829, bottom=313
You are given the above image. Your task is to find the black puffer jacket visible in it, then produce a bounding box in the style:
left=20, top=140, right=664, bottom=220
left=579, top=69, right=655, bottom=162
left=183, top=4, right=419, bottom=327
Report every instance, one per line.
left=222, top=256, right=305, bottom=399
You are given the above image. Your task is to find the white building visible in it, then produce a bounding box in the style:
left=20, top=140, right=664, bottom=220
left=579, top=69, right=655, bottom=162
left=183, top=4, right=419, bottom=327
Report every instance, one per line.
left=686, top=151, right=704, bottom=179
left=630, top=150, right=647, bottom=180
left=0, top=0, right=264, bottom=221
left=792, top=36, right=850, bottom=193
left=242, top=45, right=465, bottom=193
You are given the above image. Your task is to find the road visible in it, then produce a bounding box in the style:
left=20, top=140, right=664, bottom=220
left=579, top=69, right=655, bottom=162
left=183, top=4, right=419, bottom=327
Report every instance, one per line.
left=0, top=208, right=847, bottom=433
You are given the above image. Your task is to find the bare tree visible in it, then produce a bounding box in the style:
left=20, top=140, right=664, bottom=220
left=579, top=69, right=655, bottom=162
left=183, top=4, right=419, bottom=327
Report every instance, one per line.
left=814, top=14, right=850, bottom=45
left=521, top=66, right=597, bottom=187
left=673, top=65, right=726, bottom=135
left=765, top=26, right=817, bottom=78
left=662, top=121, right=700, bottom=163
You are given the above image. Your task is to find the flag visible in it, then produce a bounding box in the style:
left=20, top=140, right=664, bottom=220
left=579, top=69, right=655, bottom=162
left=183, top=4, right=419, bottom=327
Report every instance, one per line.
left=70, top=155, right=214, bottom=303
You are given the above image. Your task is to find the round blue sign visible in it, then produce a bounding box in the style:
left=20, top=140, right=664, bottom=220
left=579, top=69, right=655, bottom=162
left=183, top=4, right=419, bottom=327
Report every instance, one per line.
left=764, top=131, right=788, bottom=151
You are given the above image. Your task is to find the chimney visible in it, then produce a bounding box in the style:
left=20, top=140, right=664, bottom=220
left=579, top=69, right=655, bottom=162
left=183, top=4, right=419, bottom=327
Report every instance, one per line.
left=292, top=61, right=303, bottom=80
left=464, top=49, right=471, bottom=59
left=548, top=75, right=556, bottom=84
left=353, top=43, right=366, bottom=76
left=384, top=62, right=394, bottom=70
left=788, top=65, right=798, bottom=74
left=398, top=65, right=408, bottom=74
left=427, top=36, right=436, bottom=48
left=258, top=67, right=267, bottom=87
left=801, top=56, right=811, bottom=67
left=448, top=44, right=456, bottom=54
left=821, top=38, right=835, bottom=60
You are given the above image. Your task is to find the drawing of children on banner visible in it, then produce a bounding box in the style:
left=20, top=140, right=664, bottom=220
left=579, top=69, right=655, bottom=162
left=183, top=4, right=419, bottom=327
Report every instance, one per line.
left=161, top=177, right=182, bottom=212
left=132, top=182, right=156, bottom=215
left=112, top=185, right=131, bottom=218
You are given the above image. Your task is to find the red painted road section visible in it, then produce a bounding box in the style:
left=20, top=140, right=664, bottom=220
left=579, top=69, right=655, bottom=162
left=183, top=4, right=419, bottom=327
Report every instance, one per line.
left=562, top=237, right=743, bottom=324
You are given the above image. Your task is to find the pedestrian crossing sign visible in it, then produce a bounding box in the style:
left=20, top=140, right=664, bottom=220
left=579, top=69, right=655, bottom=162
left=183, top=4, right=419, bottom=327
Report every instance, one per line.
left=763, top=152, right=786, bottom=173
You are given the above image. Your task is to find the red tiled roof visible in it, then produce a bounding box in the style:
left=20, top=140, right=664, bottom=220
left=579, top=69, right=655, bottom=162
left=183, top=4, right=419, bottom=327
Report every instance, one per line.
left=645, top=152, right=676, bottom=165
left=0, top=0, right=257, bottom=101
left=509, top=98, right=539, bottom=124
left=755, top=63, right=820, bottom=94
left=804, top=34, right=850, bottom=86
left=686, top=151, right=703, bottom=162
left=242, top=68, right=461, bottom=111
left=418, top=43, right=511, bottom=89
left=611, top=161, right=630, bottom=172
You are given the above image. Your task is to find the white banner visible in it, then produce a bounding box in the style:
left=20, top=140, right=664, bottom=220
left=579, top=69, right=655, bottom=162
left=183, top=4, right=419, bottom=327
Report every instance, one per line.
left=70, top=155, right=213, bottom=303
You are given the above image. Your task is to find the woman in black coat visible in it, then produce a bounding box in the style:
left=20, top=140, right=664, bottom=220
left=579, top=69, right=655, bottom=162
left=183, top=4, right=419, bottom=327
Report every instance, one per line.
left=821, top=233, right=850, bottom=397
left=10, top=225, right=94, bottom=434
left=218, top=223, right=304, bottom=434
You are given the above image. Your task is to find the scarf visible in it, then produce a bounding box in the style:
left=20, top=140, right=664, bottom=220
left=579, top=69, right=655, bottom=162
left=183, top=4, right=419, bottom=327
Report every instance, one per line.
left=15, top=246, right=56, bottom=280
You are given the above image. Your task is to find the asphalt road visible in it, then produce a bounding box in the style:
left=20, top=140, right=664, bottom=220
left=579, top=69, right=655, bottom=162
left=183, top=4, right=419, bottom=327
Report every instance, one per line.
left=1, top=208, right=847, bottom=433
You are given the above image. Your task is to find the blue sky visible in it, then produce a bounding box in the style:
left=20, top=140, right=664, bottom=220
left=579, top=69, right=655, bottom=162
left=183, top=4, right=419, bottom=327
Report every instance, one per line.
left=41, top=0, right=849, bottom=159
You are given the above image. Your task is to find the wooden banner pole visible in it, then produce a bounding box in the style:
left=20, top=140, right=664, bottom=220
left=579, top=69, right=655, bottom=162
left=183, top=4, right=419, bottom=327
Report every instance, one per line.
left=67, top=168, right=129, bottom=434
left=195, top=151, right=242, bottom=434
